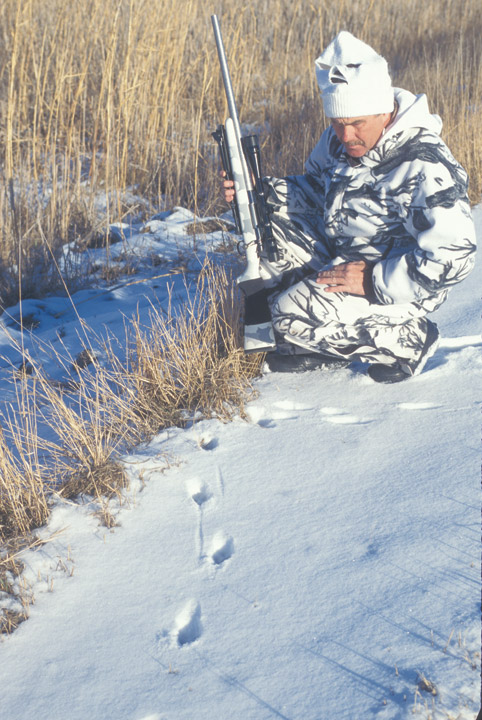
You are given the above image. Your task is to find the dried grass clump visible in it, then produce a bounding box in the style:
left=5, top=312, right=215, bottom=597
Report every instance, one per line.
left=0, top=261, right=261, bottom=550
left=0, top=261, right=262, bottom=630
left=0, top=404, right=50, bottom=544
left=0, top=608, right=28, bottom=635
left=0, top=552, right=29, bottom=634
left=120, top=261, right=262, bottom=436
left=29, top=261, right=261, bottom=495
left=0, top=408, right=50, bottom=629
left=57, top=461, right=129, bottom=502
left=35, top=362, right=140, bottom=499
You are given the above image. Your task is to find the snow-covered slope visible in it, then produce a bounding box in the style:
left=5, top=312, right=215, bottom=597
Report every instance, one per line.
left=0, top=207, right=480, bottom=720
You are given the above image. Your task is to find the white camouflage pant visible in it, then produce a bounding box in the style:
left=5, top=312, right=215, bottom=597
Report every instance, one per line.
left=259, top=216, right=434, bottom=368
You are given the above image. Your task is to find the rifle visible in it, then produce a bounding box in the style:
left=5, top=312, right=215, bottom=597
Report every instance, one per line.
left=211, top=14, right=280, bottom=354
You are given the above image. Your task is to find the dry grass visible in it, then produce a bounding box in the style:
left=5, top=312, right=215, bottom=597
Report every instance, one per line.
left=0, top=0, right=480, bottom=305
left=0, top=384, right=50, bottom=543
left=0, top=553, right=28, bottom=634
left=0, top=261, right=261, bottom=630
left=0, top=0, right=480, bottom=634
left=30, top=260, right=260, bottom=488
left=34, top=359, right=139, bottom=499
left=120, top=261, right=261, bottom=436
left=0, top=260, right=260, bottom=547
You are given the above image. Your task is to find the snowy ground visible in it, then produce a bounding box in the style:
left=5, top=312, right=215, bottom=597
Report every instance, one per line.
left=0, top=207, right=480, bottom=720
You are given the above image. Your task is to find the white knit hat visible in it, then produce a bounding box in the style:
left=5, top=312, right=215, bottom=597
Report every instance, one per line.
left=315, top=31, right=394, bottom=118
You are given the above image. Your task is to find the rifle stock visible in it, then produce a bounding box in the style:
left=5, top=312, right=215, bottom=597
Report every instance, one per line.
left=211, top=14, right=279, bottom=354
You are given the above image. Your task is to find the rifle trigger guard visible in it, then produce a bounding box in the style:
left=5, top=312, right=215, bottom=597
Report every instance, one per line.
left=237, top=240, right=246, bottom=256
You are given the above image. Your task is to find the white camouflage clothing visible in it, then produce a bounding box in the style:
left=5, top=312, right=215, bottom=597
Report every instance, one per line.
left=260, top=88, right=476, bottom=368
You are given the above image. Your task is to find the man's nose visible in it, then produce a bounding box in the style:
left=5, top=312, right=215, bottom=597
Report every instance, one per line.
left=340, top=126, right=355, bottom=143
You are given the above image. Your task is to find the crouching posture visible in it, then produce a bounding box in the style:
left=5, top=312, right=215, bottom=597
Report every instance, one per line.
left=223, top=32, right=476, bottom=383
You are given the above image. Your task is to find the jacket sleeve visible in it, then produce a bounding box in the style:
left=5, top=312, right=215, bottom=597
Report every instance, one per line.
left=372, top=142, right=477, bottom=305
left=263, top=132, right=330, bottom=216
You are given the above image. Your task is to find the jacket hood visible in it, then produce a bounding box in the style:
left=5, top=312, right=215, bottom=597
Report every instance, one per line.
left=383, top=88, right=442, bottom=141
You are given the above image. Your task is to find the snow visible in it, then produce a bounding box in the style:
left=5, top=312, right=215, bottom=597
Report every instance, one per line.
left=0, top=206, right=480, bottom=720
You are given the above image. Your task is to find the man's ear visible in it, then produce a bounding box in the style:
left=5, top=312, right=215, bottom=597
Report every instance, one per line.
left=383, top=111, right=393, bottom=128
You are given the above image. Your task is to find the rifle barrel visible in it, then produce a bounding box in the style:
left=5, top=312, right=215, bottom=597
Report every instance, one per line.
left=211, top=15, right=253, bottom=192
left=211, top=16, right=241, bottom=136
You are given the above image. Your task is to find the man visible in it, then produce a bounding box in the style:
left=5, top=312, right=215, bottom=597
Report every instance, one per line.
left=223, top=31, right=476, bottom=383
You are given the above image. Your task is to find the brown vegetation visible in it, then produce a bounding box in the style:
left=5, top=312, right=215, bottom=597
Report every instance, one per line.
left=0, top=260, right=260, bottom=544
left=0, top=0, right=480, bottom=305
left=0, top=261, right=263, bottom=630
left=0, top=0, right=480, bottom=632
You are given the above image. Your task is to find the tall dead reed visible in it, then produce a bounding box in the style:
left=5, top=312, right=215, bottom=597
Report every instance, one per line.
left=0, top=0, right=480, bottom=306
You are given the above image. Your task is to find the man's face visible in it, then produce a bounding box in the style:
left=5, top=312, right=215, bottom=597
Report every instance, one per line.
left=331, top=113, right=391, bottom=157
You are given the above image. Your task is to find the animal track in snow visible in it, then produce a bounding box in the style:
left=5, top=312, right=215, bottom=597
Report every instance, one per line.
left=199, top=436, right=218, bottom=451
left=273, top=400, right=313, bottom=412
left=244, top=405, right=277, bottom=428
left=396, top=402, right=441, bottom=411
left=257, top=418, right=277, bottom=429
left=244, top=405, right=265, bottom=424
left=364, top=540, right=381, bottom=558
left=439, top=335, right=482, bottom=350
left=320, top=407, right=372, bottom=425
left=320, top=407, right=347, bottom=416
left=210, top=532, right=234, bottom=566
left=186, top=479, right=213, bottom=561
left=172, top=600, right=203, bottom=647
left=215, top=465, right=225, bottom=497
left=246, top=400, right=312, bottom=426
left=187, top=478, right=212, bottom=507
left=324, top=414, right=360, bottom=424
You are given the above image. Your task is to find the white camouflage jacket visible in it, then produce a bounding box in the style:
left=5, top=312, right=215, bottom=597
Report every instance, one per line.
left=265, top=88, right=476, bottom=310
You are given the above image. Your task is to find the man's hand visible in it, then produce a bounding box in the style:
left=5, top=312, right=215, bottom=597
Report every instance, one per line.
left=220, top=170, right=235, bottom=203
left=316, top=260, right=371, bottom=297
